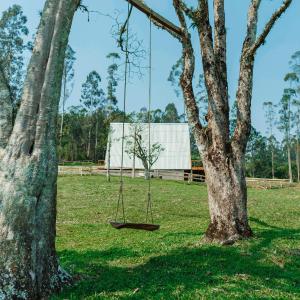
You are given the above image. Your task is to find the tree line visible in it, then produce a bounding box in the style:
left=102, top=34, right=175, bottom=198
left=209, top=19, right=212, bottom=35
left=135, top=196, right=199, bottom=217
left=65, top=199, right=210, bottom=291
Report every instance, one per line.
left=1, top=4, right=298, bottom=181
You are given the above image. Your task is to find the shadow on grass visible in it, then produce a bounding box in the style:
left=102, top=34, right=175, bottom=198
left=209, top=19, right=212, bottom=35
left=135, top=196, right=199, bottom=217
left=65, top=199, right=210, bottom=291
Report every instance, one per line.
left=55, top=219, right=300, bottom=299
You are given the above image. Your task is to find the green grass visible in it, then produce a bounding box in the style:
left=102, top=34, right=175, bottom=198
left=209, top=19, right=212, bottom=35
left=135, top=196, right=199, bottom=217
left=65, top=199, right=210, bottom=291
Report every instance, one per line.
left=53, top=176, right=300, bottom=299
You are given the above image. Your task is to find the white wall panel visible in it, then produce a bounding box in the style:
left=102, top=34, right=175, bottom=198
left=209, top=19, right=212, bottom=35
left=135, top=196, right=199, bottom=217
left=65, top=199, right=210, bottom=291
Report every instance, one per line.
left=105, top=123, right=191, bottom=170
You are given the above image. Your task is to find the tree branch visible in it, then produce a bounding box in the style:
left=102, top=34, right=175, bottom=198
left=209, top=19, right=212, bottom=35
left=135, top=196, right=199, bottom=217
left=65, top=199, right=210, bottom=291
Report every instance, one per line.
left=213, top=0, right=228, bottom=102
left=177, top=0, right=196, bottom=19
left=232, top=0, right=292, bottom=154
left=248, top=0, right=292, bottom=57
left=231, top=0, right=261, bottom=153
left=173, top=0, right=203, bottom=139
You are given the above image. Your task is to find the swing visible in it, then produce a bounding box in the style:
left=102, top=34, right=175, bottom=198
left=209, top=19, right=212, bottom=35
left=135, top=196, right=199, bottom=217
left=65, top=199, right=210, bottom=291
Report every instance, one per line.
left=110, top=4, right=159, bottom=232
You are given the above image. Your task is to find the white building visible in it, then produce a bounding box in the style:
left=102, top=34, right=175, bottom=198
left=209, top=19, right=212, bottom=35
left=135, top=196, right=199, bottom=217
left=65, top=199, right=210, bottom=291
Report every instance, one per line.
left=106, top=123, right=191, bottom=170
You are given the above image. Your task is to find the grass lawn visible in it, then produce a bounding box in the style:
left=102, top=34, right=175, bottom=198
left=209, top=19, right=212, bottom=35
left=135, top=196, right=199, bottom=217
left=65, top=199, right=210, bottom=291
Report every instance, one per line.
left=53, top=176, right=300, bottom=300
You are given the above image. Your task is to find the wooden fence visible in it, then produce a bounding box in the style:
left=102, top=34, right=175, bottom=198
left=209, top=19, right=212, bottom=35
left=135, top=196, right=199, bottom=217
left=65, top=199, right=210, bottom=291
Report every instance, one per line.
left=58, top=166, right=294, bottom=188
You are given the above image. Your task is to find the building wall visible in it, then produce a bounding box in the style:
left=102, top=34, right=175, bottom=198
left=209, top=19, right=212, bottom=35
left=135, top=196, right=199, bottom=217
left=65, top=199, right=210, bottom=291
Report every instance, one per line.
left=106, top=123, right=192, bottom=170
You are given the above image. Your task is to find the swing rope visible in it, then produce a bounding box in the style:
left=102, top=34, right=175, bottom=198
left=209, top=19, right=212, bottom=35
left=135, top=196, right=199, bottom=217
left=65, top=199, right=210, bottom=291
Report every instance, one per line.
left=112, top=6, right=158, bottom=231
left=146, top=16, right=154, bottom=224
left=115, top=2, right=131, bottom=223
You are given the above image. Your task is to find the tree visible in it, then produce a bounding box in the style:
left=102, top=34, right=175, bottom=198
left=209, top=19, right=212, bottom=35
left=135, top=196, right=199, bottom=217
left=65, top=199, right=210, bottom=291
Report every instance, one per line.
left=0, top=5, right=30, bottom=151
left=292, top=98, right=300, bottom=181
left=60, top=105, right=87, bottom=161
left=0, top=5, right=30, bottom=111
left=288, top=52, right=300, bottom=181
left=168, top=58, right=208, bottom=122
left=59, top=45, right=76, bottom=152
left=125, top=123, right=164, bottom=179
left=168, top=58, right=184, bottom=99
left=152, top=108, right=163, bottom=123
left=160, top=0, right=292, bottom=243
left=106, top=52, right=120, bottom=113
left=105, top=52, right=120, bottom=175
left=162, top=103, right=181, bottom=123
left=80, top=70, right=105, bottom=160
left=134, top=107, right=149, bottom=123
left=245, top=128, right=269, bottom=178
left=263, top=101, right=277, bottom=178
left=278, top=88, right=295, bottom=183
left=0, top=0, right=80, bottom=298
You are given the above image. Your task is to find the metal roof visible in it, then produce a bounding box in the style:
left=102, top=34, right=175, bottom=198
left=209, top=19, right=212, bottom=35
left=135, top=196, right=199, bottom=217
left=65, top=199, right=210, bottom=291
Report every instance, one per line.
left=106, top=123, right=192, bottom=170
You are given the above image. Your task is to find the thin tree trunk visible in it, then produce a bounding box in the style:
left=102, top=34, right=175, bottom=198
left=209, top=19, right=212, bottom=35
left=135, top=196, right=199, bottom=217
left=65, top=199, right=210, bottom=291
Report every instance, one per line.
left=271, top=149, right=275, bottom=179
left=0, top=0, right=79, bottom=298
left=296, top=139, right=300, bottom=182
left=95, top=113, right=98, bottom=162
left=144, top=168, right=150, bottom=180
left=87, top=126, right=91, bottom=159
left=288, top=145, right=293, bottom=183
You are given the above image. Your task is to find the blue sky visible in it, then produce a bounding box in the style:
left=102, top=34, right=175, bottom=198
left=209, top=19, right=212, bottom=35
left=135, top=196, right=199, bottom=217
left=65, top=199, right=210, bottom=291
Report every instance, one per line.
left=1, top=0, right=299, bottom=139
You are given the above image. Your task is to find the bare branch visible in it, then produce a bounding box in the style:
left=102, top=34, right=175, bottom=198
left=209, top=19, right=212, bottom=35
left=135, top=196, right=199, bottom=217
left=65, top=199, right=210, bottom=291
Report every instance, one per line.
left=248, top=0, right=292, bottom=56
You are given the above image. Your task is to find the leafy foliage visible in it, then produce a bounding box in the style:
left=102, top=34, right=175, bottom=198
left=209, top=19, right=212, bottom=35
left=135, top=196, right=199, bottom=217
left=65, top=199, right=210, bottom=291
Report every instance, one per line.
left=125, top=123, right=165, bottom=177
left=80, top=71, right=105, bottom=112
left=61, top=45, right=76, bottom=107
left=106, top=52, right=120, bottom=109
left=0, top=5, right=30, bottom=113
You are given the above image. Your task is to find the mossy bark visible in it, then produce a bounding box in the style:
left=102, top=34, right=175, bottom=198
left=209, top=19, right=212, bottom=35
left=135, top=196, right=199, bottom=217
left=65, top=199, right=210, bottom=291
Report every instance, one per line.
left=203, top=149, right=252, bottom=244
left=0, top=0, right=79, bottom=298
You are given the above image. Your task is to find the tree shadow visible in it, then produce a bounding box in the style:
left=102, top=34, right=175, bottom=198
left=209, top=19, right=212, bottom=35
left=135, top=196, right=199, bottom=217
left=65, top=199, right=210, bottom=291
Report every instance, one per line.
left=54, top=219, right=300, bottom=299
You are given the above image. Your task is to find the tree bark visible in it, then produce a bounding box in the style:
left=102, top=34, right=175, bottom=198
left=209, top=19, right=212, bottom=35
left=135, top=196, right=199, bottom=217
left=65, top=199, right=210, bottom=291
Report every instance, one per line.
left=0, top=0, right=79, bottom=298
left=203, top=150, right=252, bottom=243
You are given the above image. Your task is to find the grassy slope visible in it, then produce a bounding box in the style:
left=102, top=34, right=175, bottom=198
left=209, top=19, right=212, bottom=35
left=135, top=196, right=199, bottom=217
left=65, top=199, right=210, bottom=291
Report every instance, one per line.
left=53, top=176, right=300, bottom=300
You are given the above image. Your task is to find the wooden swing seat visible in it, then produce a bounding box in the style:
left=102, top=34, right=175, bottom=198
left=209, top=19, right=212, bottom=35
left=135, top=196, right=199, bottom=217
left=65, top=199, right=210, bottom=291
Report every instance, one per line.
left=110, top=221, right=160, bottom=231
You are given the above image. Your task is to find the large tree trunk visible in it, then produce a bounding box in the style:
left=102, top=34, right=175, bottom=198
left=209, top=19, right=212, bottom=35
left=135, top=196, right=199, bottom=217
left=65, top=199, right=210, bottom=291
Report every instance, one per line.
left=0, top=0, right=79, bottom=298
left=203, top=151, right=252, bottom=243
